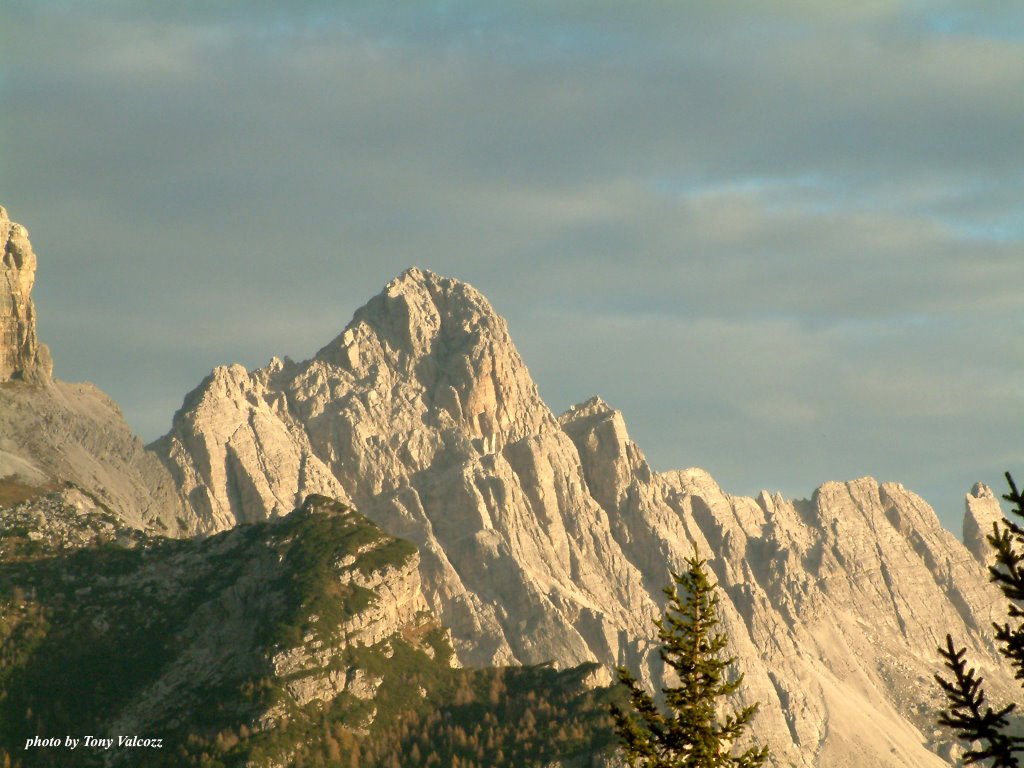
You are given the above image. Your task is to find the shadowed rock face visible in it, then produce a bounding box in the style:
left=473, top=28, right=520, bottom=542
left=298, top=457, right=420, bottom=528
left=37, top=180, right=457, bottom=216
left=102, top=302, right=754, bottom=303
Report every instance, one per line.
left=0, top=206, right=51, bottom=384
left=154, top=267, right=1014, bottom=767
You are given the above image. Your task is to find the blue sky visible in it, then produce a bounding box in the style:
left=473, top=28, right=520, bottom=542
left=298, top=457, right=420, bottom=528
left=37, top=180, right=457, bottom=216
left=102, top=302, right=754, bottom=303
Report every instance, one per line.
left=2, top=1, right=1021, bottom=531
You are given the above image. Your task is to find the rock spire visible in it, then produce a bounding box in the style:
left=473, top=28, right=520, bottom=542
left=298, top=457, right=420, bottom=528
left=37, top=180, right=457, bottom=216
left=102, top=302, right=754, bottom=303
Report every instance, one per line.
left=963, top=482, right=1005, bottom=567
left=0, top=206, right=51, bottom=384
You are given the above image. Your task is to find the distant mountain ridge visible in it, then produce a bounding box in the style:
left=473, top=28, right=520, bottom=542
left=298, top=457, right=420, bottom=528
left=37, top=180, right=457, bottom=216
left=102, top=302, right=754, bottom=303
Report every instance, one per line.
left=151, top=266, right=1015, bottom=766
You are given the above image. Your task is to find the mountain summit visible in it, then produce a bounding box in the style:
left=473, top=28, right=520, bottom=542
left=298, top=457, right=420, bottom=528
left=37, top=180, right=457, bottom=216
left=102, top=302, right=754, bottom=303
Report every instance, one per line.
left=314, top=266, right=554, bottom=446
left=153, top=266, right=653, bottom=673
left=152, top=268, right=1015, bottom=766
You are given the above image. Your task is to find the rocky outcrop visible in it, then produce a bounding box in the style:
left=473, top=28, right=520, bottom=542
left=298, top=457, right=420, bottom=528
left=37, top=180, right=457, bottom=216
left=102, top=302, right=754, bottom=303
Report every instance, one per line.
left=150, top=361, right=351, bottom=532
left=267, top=501, right=431, bottom=720
left=0, top=206, right=51, bottom=384
left=963, top=482, right=1005, bottom=567
left=0, top=484, right=150, bottom=555
left=155, top=268, right=1015, bottom=766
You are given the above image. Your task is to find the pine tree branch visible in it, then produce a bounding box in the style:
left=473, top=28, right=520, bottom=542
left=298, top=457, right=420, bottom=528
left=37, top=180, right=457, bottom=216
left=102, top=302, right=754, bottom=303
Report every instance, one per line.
left=936, top=634, right=1023, bottom=766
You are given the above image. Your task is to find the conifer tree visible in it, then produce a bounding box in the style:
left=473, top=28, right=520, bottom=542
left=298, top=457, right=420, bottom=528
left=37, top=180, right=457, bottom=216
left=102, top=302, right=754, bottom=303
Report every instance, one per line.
left=936, top=472, right=1024, bottom=766
left=610, top=552, right=770, bottom=767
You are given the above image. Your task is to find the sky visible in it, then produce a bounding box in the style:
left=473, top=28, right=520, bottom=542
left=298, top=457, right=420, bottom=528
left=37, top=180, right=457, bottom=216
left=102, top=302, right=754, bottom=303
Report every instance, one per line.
left=1, top=1, right=1022, bottom=533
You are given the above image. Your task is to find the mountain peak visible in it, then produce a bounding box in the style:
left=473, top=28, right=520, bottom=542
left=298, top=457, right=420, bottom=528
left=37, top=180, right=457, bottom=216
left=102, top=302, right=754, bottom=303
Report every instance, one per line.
left=378, top=266, right=486, bottom=307
left=385, top=265, right=443, bottom=291
left=160, top=267, right=555, bottom=529
left=317, top=268, right=513, bottom=373
left=562, top=395, right=614, bottom=417
left=970, top=482, right=995, bottom=499
left=377, top=267, right=502, bottom=325
left=0, top=206, right=51, bottom=384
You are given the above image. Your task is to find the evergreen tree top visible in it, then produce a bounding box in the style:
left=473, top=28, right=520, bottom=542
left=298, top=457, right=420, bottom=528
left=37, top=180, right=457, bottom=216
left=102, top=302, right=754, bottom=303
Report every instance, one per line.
left=611, top=552, right=770, bottom=768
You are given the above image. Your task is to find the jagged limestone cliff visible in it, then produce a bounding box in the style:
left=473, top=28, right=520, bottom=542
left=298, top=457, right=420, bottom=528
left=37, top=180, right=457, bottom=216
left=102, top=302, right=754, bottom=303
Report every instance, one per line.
left=153, top=268, right=1015, bottom=766
left=0, top=206, right=51, bottom=385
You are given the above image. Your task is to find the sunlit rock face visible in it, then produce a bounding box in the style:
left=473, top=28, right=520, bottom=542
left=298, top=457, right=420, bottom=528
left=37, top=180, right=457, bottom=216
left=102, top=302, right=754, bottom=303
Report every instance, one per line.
left=153, top=268, right=656, bottom=680
left=0, top=206, right=51, bottom=384
left=963, top=482, right=1005, bottom=567
left=155, top=268, right=1015, bottom=766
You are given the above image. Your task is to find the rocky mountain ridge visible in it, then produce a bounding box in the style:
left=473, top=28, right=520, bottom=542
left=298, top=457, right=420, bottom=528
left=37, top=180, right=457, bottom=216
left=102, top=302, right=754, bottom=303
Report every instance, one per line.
left=0, top=203, right=1013, bottom=766
left=153, top=267, right=1016, bottom=767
